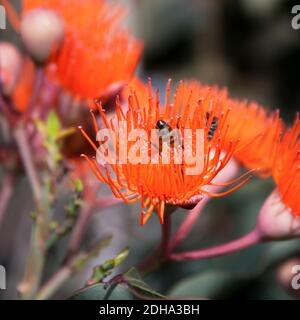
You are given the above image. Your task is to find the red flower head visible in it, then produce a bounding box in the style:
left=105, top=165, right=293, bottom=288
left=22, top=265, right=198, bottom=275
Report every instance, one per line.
left=80, top=79, right=252, bottom=225
left=175, top=80, right=284, bottom=177
left=0, top=41, right=35, bottom=116
left=12, top=58, right=36, bottom=113
left=255, top=115, right=300, bottom=240
left=121, top=77, right=149, bottom=107
left=272, top=114, right=300, bottom=217
left=223, top=99, right=284, bottom=177
left=22, top=0, right=143, bottom=103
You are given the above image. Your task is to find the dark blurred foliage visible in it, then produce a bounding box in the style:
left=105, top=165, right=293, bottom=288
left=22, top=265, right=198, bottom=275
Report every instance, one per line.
left=138, top=0, right=300, bottom=122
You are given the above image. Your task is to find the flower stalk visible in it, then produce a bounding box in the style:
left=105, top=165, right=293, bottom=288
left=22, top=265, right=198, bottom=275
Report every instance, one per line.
left=14, top=125, right=50, bottom=299
left=0, top=171, right=15, bottom=227
left=66, top=203, right=93, bottom=259
left=138, top=208, right=174, bottom=274
left=168, top=199, right=208, bottom=252
left=14, top=125, right=42, bottom=203
left=170, top=228, right=262, bottom=261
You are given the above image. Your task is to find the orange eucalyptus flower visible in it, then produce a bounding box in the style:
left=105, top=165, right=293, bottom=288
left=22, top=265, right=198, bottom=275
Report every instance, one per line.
left=21, top=0, right=143, bottom=102
left=176, top=80, right=284, bottom=177
left=272, top=114, right=300, bottom=217
left=0, top=41, right=36, bottom=114
left=79, top=80, right=252, bottom=225
left=255, top=114, right=300, bottom=240
left=174, top=80, right=229, bottom=115
left=12, top=58, right=35, bottom=113
left=121, top=77, right=149, bottom=107
left=223, top=99, right=284, bottom=177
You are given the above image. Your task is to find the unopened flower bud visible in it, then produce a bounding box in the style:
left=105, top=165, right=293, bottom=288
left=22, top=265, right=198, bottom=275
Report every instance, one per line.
left=20, top=8, right=65, bottom=64
left=0, top=42, right=22, bottom=96
left=257, top=190, right=300, bottom=240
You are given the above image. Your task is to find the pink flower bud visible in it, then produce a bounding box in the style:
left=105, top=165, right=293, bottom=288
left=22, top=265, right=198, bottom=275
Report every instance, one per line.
left=20, top=8, right=65, bottom=64
left=0, top=42, right=22, bottom=96
left=257, top=190, right=300, bottom=240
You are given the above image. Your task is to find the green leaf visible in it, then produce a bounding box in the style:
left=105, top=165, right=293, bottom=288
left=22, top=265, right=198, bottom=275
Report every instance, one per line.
left=71, top=235, right=113, bottom=272
left=167, top=270, right=250, bottom=299
left=124, top=268, right=166, bottom=299
left=56, top=127, right=76, bottom=141
left=46, top=111, right=61, bottom=140
left=265, top=239, right=300, bottom=267
left=87, top=248, right=129, bottom=285
left=69, top=283, right=134, bottom=300
left=71, top=268, right=166, bottom=300
left=114, top=248, right=129, bottom=267
left=74, top=178, right=84, bottom=193
left=35, top=119, right=47, bottom=136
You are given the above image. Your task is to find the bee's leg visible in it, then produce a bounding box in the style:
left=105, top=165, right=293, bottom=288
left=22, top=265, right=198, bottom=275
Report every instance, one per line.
left=180, top=164, right=185, bottom=181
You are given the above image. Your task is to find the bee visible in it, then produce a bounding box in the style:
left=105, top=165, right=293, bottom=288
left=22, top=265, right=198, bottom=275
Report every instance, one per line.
left=156, top=120, right=175, bottom=148
left=156, top=120, right=173, bottom=131
left=155, top=120, right=184, bottom=176
left=155, top=120, right=182, bottom=152
left=206, top=113, right=218, bottom=141
left=156, top=119, right=171, bottom=131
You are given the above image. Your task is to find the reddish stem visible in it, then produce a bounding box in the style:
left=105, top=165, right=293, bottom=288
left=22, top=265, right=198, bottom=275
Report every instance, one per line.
left=161, top=212, right=172, bottom=258
left=14, top=125, right=42, bottom=203
left=94, top=197, right=123, bottom=210
left=66, top=203, right=93, bottom=258
left=168, top=198, right=208, bottom=252
left=138, top=211, right=172, bottom=274
left=0, top=172, right=15, bottom=227
left=170, top=228, right=262, bottom=261
left=22, top=68, right=44, bottom=122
